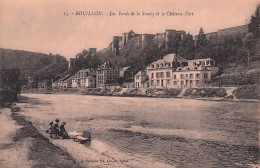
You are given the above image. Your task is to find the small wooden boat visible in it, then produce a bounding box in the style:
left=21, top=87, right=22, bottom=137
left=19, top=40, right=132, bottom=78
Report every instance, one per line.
left=68, top=131, right=91, bottom=144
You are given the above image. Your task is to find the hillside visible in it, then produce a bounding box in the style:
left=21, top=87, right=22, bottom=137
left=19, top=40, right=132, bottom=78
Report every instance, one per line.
left=0, top=48, right=68, bottom=85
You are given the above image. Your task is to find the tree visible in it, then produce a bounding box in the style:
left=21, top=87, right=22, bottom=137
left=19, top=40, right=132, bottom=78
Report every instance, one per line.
left=82, top=49, right=88, bottom=56
left=178, top=33, right=195, bottom=59
left=196, top=28, right=207, bottom=48
left=166, top=33, right=182, bottom=55
left=248, top=4, right=260, bottom=38
left=194, top=28, right=209, bottom=59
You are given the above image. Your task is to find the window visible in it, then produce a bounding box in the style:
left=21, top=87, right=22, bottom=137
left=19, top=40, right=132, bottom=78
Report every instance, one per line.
left=206, top=61, right=210, bottom=65
left=181, top=81, right=184, bottom=85
left=151, top=73, right=154, bottom=79
left=167, top=80, right=170, bottom=85
left=151, top=80, right=154, bottom=86
left=136, top=75, right=139, bottom=80
left=196, top=73, right=200, bottom=79
left=161, top=72, right=164, bottom=78
left=161, top=63, right=164, bottom=67
left=157, top=64, right=159, bottom=68
left=180, top=74, right=184, bottom=79
left=166, top=71, right=170, bottom=78
left=174, top=81, right=177, bottom=85
left=189, top=74, right=193, bottom=79
left=157, top=80, right=160, bottom=86
left=196, top=80, right=200, bottom=85
left=156, top=72, right=159, bottom=78
left=152, top=64, right=154, bottom=68
left=185, top=74, right=188, bottom=78
left=173, top=75, right=176, bottom=79
left=204, top=73, right=208, bottom=79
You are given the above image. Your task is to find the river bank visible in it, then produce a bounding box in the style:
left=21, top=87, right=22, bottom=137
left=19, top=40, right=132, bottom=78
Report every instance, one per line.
left=0, top=103, right=82, bottom=168
left=22, top=84, right=260, bottom=103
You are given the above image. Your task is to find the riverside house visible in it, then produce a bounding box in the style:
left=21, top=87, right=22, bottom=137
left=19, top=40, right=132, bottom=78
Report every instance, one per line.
left=146, top=53, right=219, bottom=88
left=71, top=69, right=96, bottom=89
left=134, top=70, right=148, bottom=88
left=96, top=60, right=120, bottom=88
left=38, top=79, right=52, bottom=90
left=52, top=75, right=72, bottom=89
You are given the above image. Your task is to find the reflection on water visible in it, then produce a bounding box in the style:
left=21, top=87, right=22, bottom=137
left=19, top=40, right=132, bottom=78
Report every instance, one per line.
left=19, top=94, right=259, bottom=168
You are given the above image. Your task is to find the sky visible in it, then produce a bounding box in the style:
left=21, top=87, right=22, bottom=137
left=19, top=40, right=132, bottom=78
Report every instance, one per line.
left=0, top=0, right=259, bottom=59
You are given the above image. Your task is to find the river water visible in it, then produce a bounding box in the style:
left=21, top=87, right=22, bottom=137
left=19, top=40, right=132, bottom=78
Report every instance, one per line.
left=18, top=94, right=259, bottom=168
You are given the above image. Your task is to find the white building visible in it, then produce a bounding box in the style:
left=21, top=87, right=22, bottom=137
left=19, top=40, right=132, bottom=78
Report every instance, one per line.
left=71, top=69, right=96, bottom=89
left=134, top=70, right=148, bottom=88
left=172, top=66, right=211, bottom=88
left=146, top=53, right=219, bottom=88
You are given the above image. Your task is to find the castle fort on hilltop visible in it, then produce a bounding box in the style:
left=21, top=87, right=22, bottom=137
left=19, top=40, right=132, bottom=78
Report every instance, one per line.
left=110, top=29, right=187, bottom=52
left=68, top=24, right=249, bottom=68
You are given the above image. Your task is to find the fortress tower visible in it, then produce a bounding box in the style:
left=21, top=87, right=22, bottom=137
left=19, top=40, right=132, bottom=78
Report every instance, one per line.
left=122, top=30, right=136, bottom=47
left=112, top=36, right=120, bottom=52
left=165, top=29, right=177, bottom=43
left=141, top=34, right=155, bottom=49
left=68, top=58, right=76, bottom=69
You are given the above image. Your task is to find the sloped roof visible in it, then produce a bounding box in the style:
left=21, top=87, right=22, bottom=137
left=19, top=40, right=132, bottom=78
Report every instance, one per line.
left=78, top=69, right=91, bottom=73
left=135, top=70, right=146, bottom=76
left=187, top=58, right=213, bottom=62
left=77, top=68, right=95, bottom=76
left=151, top=53, right=187, bottom=65
left=120, top=66, right=130, bottom=72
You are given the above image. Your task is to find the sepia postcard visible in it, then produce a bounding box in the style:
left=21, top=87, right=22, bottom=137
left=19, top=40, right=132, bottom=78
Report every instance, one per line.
left=0, top=0, right=259, bottom=168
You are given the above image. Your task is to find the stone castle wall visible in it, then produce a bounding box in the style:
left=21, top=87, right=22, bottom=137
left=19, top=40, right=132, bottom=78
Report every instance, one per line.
left=217, top=25, right=248, bottom=36
left=154, top=33, right=166, bottom=47
left=142, top=34, right=155, bottom=48
left=194, top=24, right=248, bottom=40
left=111, top=29, right=187, bottom=52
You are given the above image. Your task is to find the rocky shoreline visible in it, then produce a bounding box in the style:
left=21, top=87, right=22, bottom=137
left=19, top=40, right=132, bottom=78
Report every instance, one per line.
left=22, top=85, right=259, bottom=103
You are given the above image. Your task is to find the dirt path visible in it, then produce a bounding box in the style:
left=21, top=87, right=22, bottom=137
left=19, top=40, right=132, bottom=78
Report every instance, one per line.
left=0, top=106, right=82, bottom=168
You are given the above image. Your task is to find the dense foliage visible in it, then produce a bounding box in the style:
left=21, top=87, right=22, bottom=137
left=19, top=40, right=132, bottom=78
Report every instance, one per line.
left=0, top=48, right=68, bottom=85
left=248, top=4, right=260, bottom=38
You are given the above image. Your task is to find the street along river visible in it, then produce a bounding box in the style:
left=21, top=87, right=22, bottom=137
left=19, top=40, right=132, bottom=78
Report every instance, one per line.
left=17, top=94, right=259, bottom=168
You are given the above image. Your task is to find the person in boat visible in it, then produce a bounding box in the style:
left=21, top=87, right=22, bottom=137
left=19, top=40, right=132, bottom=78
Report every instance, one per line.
left=52, top=119, right=60, bottom=139
left=46, top=121, right=56, bottom=138
left=46, top=121, right=53, bottom=133
left=58, top=122, right=69, bottom=139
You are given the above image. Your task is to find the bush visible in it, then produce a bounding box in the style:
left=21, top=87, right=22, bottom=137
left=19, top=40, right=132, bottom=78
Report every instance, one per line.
left=184, top=88, right=226, bottom=97
left=165, top=89, right=181, bottom=96
left=233, top=84, right=259, bottom=99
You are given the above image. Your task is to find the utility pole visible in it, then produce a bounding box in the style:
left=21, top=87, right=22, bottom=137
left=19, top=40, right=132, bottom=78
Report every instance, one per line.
left=247, top=49, right=250, bottom=67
